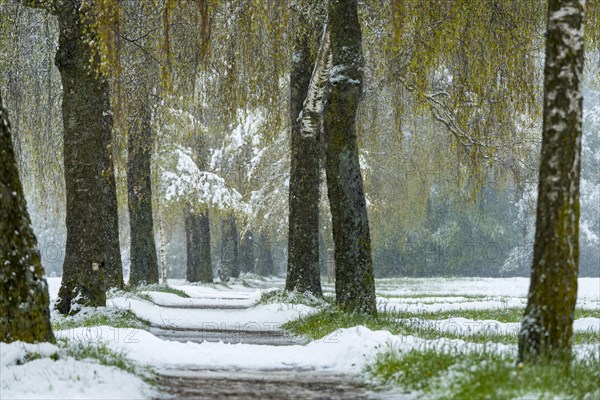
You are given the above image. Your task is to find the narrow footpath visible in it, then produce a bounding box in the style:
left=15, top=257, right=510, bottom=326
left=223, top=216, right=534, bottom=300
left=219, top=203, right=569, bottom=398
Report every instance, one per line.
left=147, top=286, right=378, bottom=399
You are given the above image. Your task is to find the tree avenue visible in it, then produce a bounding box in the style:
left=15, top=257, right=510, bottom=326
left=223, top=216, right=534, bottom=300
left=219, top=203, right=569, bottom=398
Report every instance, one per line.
left=2, top=3, right=600, bottom=390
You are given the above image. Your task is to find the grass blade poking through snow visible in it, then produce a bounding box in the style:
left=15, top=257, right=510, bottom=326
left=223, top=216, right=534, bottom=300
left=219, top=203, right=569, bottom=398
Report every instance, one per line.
left=366, top=347, right=600, bottom=399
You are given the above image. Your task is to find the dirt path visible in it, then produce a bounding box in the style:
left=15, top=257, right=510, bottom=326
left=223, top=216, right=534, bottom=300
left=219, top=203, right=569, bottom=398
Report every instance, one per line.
left=155, top=367, right=377, bottom=399
left=149, top=302, right=382, bottom=399
left=150, top=325, right=303, bottom=346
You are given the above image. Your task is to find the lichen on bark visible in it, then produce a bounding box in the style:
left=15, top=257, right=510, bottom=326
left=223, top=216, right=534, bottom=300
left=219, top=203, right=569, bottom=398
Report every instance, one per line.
left=323, top=0, right=376, bottom=316
left=285, top=2, right=326, bottom=297
left=518, top=0, right=585, bottom=362
left=1, top=91, right=55, bottom=343
left=53, top=0, right=123, bottom=314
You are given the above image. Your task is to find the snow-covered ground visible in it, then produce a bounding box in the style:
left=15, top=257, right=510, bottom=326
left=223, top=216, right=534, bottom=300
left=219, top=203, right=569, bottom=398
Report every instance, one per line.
left=1, top=341, right=153, bottom=399
left=104, top=276, right=599, bottom=369
left=362, top=276, right=599, bottom=300
left=54, top=325, right=417, bottom=372
left=108, top=296, right=311, bottom=330
left=2, top=276, right=599, bottom=399
left=404, top=316, right=600, bottom=337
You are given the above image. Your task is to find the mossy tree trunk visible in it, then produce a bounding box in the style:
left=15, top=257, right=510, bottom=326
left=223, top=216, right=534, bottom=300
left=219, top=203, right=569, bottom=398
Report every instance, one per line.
left=240, top=229, right=255, bottom=273
left=323, top=0, right=376, bottom=315
left=220, top=216, right=239, bottom=279
left=185, top=209, right=212, bottom=283
left=285, top=4, right=324, bottom=297
left=128, top=99, right=159, bottom=286
left=518, top=0, right=585, bottom=362
left=1, top=92, right=55, bottom=343
left=54, top=0, right=123, bottom=314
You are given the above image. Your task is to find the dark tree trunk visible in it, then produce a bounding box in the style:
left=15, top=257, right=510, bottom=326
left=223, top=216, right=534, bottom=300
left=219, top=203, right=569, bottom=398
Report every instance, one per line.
left=285, top=5, right=323, bottom=296
left=54, top=1, right=123, bottom=314
left=184, top=131, right=212, bottom=283
left=324, top=0, right=376, bottom=315
left=256, top=233, right=274, bottom=277
left=185, top=210, right=212, bottom=283
left=518, top=0, right=585, bottom=362
left=1, top=92, right=54, bottom=343
left=240, top=229, right=255, bottom=273
left=220, top=216, right=239, bottom=279
left=128, top=100, right=159, bottom=286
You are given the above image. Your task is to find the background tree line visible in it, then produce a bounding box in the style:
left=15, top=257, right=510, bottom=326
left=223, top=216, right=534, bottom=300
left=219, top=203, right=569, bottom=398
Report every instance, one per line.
left=1, top=0, right=599, bottom=361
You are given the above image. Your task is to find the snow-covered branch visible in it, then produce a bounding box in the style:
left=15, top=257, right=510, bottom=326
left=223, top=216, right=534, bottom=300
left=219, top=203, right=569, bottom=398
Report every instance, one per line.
left=159, top=146, right=248, bottom=213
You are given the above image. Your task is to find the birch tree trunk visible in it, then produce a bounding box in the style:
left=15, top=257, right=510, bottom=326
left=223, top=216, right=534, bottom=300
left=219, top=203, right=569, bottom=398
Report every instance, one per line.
left=285, top=4, right=325, bottom=296
left=157, top=203, right=168, bottom=285
left=518, top=0, right=585, bottom=362
left=128, top=99, right=159, bottom=286
left=54, top=0, right=123, bottom=314
left=1, top=91, right=54, bottom=343
left=324, top=0, right=376, bottom=315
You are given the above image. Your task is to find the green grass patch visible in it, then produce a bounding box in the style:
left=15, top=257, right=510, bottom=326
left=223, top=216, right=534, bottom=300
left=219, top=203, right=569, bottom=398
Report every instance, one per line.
left=575, top=308, right=600, bottom=319
left=282, top=308, right=600, bottom=346
left=367, top=348, right=458, bottom=391
left=210, top=281, right=232, bottom=288
left=240, top=280, right=253, bottom=288
left=257, top=289, right=331, bottom=307
left=107, top=287, right=152, bottom=302
left=377, top=293, right=490, bottom=301
left=282, top=308, right=411, bottom=340
left=109, top=284, right=190, bottom=301
left=7, top=339, right=156, bottom=385
left=238, top=273, right=269, bottom=282
left=367, top=347, right=600, bottom=399
left=64, top=341, right=156, bottom=384
left=53, top=309, right=150, bottom=331
left=15, top=351, right=44, bottom=364
left=417, top=307, right=599, bottom=323
left=135, top=284, right=190, bottom=298
left=407, top=330, right=600, bottom=346
left=573, top=330, right=600, bottom=345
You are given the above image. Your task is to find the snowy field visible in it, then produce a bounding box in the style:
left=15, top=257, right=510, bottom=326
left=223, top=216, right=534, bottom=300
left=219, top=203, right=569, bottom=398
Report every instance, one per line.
left=2, top=276, right=599, bottom=399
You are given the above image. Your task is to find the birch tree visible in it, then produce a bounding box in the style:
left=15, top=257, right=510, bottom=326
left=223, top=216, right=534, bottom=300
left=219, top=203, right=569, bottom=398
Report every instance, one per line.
left=285, top=0, right=326, bottom=296
left=519, top=0, right=586, bottom=362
